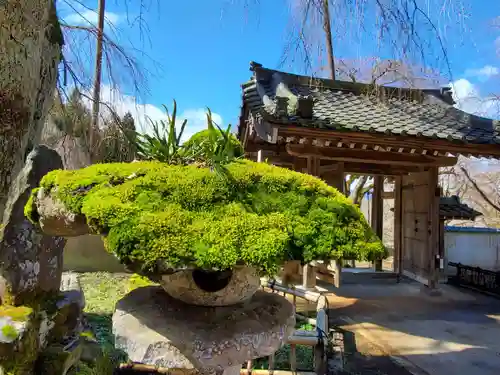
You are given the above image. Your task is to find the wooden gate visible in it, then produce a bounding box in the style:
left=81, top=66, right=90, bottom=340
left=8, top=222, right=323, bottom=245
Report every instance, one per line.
left=398, top=169, right=440, bottom=287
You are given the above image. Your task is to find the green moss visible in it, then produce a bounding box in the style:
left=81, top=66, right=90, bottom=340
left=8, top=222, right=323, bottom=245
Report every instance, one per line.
left=0, top=306, right=33, bottom=322
left=79, top=330, right=96, bottom=340
left=27, top=160, right=386, bottom=276
left=1, top=325, right=18, bottom=341
left=24, top=187, right=39, bottom=224
left=127, top=274, right=155, bottom=291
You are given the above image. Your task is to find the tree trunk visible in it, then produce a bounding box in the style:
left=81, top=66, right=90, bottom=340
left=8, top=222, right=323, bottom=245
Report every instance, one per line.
left=349, top=175, right=370, bottom=205
left=0, top=0, right=63, bottom=221
left=322, top=0, right=335, bottom=79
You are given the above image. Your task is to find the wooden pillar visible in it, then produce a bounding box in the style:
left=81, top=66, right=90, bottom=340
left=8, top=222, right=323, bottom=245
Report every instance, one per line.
left=331, top=162, right=345, bottom=193
left=393, top=176, right=403, bottom=276
left=371, top=176, right=384, bottom=271
left=303, top=156, right=320, bottom=289
left=322, top=162, right=345, bottom=287
left=306, top=156, right=320, bottom=177
left=331, top=259, right=342, bottom=288
left=427, top=167, right=440, bottom=290
left=257, top=149, right=264, bottom=162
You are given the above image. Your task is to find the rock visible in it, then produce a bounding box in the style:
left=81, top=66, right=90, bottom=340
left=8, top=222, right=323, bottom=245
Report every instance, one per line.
left=159, top=266, right=260, bottom=306
left=59, top=272, right=86, bottom=311
left=79, top=337, right=103, bottom=364
left=0, top=145, right=65, bottom=304
left=35, top=190, right=89, bottom=237
left=36, top=337, right=83, bottom=375
left=113, top=287, right=296, bottom=375
left=47, top=273, right=85, bottom=343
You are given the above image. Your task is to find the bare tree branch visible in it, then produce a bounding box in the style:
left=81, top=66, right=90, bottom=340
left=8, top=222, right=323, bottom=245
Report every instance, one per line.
left=460, top=166, right=500, bottom=214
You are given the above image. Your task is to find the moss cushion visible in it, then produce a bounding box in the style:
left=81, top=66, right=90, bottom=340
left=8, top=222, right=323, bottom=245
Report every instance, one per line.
left=26, top=160, right=386, bottom=276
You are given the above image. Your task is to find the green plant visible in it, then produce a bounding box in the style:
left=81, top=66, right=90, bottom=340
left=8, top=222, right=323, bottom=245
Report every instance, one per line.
left=1, top=324, right=18, bottom=341
left=123, top=101, right=241, bottom=173
left=122, top=100, right=187, bottom=164
left=71, top=350, right=118, bottom=375
left=27, top=160, right=386, bottom=277
left=182, top=110, right=244, bottom=171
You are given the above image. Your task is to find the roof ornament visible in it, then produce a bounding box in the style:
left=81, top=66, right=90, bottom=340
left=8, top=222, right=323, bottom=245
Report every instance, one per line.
left=249, top=61, right=263, bottom=71
left=440, top=87, right=455, bottom=105
left=297, top=95, right=314, bottom=119
left=273, top=96, right=289, bottom=117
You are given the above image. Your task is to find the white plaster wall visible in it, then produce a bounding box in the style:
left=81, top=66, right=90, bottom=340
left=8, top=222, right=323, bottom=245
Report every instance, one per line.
left=445, top=230, right=500, bottom=273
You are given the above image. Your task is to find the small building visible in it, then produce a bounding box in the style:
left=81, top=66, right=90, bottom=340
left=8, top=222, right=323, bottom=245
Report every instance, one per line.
left=238, top=61, right=500, bottom=290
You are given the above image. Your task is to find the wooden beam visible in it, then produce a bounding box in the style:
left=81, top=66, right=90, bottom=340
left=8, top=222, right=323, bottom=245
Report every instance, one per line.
left=382, top=191, right=395, bottom=199
left=245, top=142, right=287, bottom=153
left=276, top=125, right=500, bottom=158
left=248, top=151, right=418, bottom=175
left=340, top=163, right=419, bottom=175
left=286, top=143, right=457, bottom=167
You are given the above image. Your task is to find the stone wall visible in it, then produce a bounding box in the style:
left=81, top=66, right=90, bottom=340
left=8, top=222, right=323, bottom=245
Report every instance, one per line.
left=40, top=115, right=125, bottom=273
left=63, top=236, right=126, bottom=273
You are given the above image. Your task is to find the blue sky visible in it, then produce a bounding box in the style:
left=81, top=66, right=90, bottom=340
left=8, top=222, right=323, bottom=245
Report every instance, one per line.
left=57, top=0, right=500, bottom=139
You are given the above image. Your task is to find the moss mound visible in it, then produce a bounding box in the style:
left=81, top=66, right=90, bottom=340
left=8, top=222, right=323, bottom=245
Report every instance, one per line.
left=28, top=160, right=385, bottom=276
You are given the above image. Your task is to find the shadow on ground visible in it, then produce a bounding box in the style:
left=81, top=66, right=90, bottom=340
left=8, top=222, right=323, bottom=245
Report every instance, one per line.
left=332, top=327, right=415, bottom=375
left=325, top=275, right=500, bottom=375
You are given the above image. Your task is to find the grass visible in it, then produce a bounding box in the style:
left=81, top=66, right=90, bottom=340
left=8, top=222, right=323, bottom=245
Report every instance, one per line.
left=76, top=272, right=314, bottom=373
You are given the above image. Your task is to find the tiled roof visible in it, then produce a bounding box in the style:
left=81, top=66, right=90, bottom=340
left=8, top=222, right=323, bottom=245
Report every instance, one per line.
left=388, top=195, right=482, bottom=220
left=242, top=62, right=500, bottom=145
left=439, top=196, right=482, bottom=220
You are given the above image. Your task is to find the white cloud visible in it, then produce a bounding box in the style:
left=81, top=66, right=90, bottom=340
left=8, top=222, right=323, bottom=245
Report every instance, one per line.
left=451, top=78, right=499, bottom=119
left=88, top=85, right=223, bottom=143
left=65, top=10, right=122, bottom=27
left=464, top=65, right=499, bottom=81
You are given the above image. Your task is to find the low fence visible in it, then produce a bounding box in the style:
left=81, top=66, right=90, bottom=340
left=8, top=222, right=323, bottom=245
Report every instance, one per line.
left=119, top=278, right=330, bottom=375
left=448, top=262, right=500, bottom=296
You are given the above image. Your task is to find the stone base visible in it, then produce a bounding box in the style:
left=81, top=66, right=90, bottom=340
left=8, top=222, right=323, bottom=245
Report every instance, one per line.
left=113, top=286, right=296, bottom=375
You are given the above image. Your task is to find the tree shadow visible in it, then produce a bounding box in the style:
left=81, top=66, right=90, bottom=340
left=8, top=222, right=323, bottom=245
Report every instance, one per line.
left=326, top=277, right=500, bottom=374
left=334, top=326, right=500, bottom=375
left=334, top=327, right=415, bottom=375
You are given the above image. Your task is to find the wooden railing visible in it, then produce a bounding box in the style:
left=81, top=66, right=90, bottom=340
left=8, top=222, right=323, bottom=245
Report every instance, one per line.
left=245, top=278, right=329, bottom=375
left=448, top=262, right=500, bottom=296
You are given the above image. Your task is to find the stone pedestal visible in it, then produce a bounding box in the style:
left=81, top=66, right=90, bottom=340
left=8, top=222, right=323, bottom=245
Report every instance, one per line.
left=160, top=266, right=260, bottom=306
left=113, top=287, right=296, bottom=375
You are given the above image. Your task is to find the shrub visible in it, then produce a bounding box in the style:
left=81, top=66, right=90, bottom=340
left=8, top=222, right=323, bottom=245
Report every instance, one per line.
left=29, top=159, right=386, bottom=277
left=183, top=128, right=244, bottom=160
